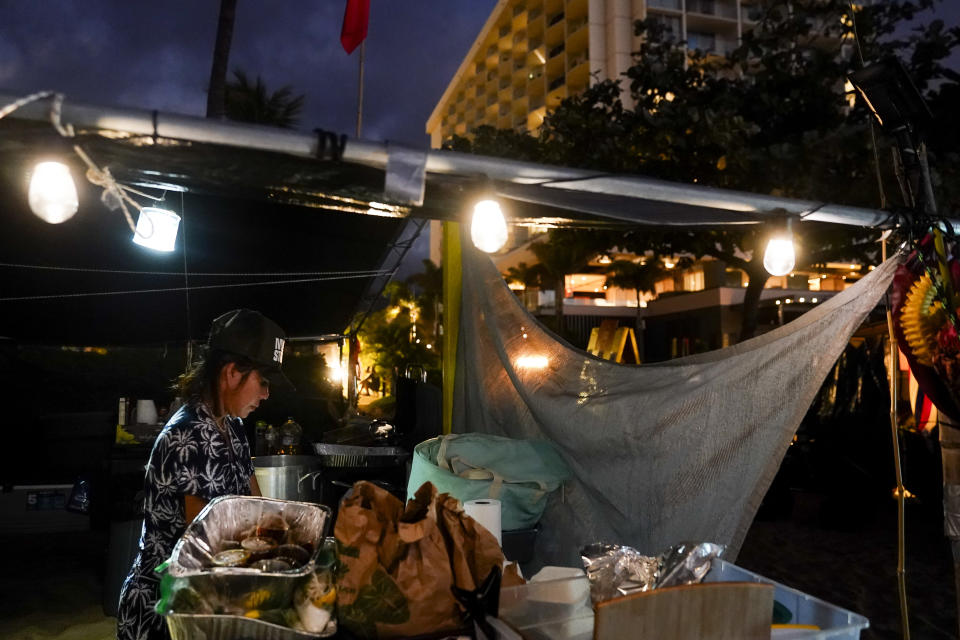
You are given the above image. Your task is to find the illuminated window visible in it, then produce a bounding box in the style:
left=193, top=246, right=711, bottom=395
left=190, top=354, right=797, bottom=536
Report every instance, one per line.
left=655, top=278, right=675, bottom=294
left=682, top=270, right=705, bottom=292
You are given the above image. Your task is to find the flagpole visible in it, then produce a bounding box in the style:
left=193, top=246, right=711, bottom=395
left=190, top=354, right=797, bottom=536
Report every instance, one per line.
left=356, top=40, right=365, bottom=138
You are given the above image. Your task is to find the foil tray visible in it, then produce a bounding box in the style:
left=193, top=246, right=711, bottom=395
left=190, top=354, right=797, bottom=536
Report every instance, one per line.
left=166, top=495, right=332, bottom=611
left=167, top=612, right=326, bottom=640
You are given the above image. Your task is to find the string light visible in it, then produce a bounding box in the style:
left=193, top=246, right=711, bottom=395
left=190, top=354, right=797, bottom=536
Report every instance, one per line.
left=28, top=161, right=78, bottom=224
left=763, top=218, right=796, bottom=277
left=471, top=199, right=508, bottom=253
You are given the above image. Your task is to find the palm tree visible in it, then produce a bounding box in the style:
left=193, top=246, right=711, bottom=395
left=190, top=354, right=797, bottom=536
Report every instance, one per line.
left=505, top=261, right=547, bottom=289
left=224, top=70, right=306, bottom=129
left=529, top=230, right=609, bottom=338
left=206, top=0, right=238, bottom=119
left=505, top=261, right=548, bottom=311
left=604, top=258, right=664, bottom=326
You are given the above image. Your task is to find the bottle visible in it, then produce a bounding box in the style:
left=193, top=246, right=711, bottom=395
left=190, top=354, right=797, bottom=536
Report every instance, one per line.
left=254, top=420, right=268, bottom=456
left=278, top=417, right=302, bottom=455
left=263, top=422, right=279, bottom=455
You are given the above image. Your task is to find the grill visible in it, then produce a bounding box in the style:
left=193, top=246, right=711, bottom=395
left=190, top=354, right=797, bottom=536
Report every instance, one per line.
left=311, top=443, right=409, bottom=469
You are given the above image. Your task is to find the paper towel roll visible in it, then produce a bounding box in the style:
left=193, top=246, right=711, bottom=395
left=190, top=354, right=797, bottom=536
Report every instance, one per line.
left=464, top=499, right=502, bottom=545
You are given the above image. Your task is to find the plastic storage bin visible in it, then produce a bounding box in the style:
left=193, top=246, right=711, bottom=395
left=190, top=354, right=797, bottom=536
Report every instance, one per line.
left=499, top=560, right=868, bottom=640
left=703, top=560, right=869, bottom=640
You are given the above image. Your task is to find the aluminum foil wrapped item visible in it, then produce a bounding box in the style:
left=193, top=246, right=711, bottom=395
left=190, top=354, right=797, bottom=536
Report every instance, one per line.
left=580, top=543, right=659, bottom=603
left=655, top=541, right=725, bottom=589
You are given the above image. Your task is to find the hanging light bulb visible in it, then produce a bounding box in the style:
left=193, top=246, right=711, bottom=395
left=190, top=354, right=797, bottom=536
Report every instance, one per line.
left=132, top=207, right=181, bottom=252
left=763, top=219, right=796, bottom=277
left=471, top=199, right=508, bottom=253
left=28, top=161, right=79, bottom=224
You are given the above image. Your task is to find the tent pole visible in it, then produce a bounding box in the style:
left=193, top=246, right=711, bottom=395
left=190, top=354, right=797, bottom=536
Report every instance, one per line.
left=939, top=413, right=960, bottom=639
left=442, top=221, right=462, bottom=435
left=884, top=264, right=911, bottom=639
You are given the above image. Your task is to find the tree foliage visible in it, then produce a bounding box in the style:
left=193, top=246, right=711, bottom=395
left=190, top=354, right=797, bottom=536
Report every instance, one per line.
left=447, top=0, right=960, bottom=339
left=224, top=69, right=306, bottom=129
left=604, top=258, right=667, bottom=319
left=356, top=272, right=441, bottom=395
left=529, top=229, right=611, bottom=337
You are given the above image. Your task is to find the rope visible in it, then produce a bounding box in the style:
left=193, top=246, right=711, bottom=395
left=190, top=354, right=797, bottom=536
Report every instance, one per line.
left=0, top=272, right=394, bottom=303
left=848, top=0, right=889, bottom=211
left=47, top=93, right=143, bottom=234
left=180, top=191, right=192, bottom=361
left=0, top=262, right=393, bottom=277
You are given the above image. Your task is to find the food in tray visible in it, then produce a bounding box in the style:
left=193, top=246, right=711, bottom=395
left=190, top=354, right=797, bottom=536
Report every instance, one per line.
left=253, top=558, right=293, bottom=572
left=274, top=543, right=310, bottom=568
left=294, top=570, right=337, bottom=633
left=240, top=535, right=277, bottom=561
left=256, top=514, right=291, bottom=542
left=211, top=549, right=251, bottom=567
left=169, top=586, right=214, bottom=614
left=203, top=539, right=312, bottom=572
left=162, top=497, right=338, bottom=637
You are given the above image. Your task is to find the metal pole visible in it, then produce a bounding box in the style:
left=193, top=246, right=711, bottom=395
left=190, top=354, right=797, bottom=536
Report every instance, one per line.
left=0, top=91, right=941, bottom=229
left=356, top=41, right=365, bottom=138
left=442, top=221, right=462, bottom=435
left=883, top=237, right=911, bottom=640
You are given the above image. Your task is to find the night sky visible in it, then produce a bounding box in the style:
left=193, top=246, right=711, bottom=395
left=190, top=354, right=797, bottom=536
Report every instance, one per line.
left=0, top=1, right=956, bottom=147
left=0, top=1, right=497, bottom=147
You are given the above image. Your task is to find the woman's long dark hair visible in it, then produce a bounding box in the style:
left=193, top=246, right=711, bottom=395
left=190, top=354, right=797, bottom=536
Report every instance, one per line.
left=176, top=348, right=258, bottom=415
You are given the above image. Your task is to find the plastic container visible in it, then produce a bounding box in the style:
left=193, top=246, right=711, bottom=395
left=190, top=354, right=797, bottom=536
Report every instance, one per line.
left=703, top=560, right=869, bottom=640
left=499, top=571, right=593, bottom=640
left=499, top=560, right=869, bottom=640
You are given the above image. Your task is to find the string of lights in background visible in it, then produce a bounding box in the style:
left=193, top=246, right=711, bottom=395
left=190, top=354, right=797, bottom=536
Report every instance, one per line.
left=471, top=192, right=798, bottom=279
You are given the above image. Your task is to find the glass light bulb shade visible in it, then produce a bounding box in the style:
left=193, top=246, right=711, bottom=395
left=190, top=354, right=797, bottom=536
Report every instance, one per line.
left=132, top=207, right=180, bottom=252
left=28, top=161, right=79, bottom=224
left=470, top=199, right=508, bottom=253
left=763, top=237, right=796, bottom=277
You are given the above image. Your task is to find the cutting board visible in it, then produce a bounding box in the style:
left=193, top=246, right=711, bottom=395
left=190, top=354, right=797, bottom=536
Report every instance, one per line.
left=594, top=581, right=774, bottom=640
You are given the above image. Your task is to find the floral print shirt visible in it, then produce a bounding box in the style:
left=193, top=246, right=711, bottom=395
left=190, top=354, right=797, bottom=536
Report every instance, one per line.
left=117, top=401, right=254, bottom=640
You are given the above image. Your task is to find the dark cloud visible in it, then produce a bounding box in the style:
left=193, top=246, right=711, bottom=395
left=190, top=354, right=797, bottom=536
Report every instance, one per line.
left=0, top=0, right=496, bottom=146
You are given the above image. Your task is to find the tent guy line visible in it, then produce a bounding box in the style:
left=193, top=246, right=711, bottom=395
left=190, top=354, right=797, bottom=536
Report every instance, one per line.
left=0, top=262, right=394, bottom=278
left=0, top=272, right=390, bottom=303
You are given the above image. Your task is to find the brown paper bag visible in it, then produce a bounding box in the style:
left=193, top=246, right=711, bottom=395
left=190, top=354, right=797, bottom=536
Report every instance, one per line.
left=334, top=481, right=514, bottom=638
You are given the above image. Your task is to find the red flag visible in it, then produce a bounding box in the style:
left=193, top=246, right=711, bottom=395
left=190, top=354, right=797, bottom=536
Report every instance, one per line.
left=340, top=0, right=370, bottom=54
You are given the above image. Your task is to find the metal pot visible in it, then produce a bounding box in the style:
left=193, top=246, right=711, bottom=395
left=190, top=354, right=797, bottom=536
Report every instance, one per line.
left=253, top=455, right=324, bottom=503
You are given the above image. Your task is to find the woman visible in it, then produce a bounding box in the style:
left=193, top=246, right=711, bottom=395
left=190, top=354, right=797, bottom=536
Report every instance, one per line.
left=117, top=309, right=291, bottom=640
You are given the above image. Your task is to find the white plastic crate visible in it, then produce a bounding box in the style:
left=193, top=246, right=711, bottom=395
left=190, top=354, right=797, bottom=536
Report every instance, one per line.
left=499, top=560, right=869, bottom=639
left=703, top=559, right=869, bottom=640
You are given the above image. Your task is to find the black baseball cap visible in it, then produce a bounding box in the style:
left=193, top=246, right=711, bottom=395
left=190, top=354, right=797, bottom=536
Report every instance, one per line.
left=208, top=309, right=294, bottom=390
